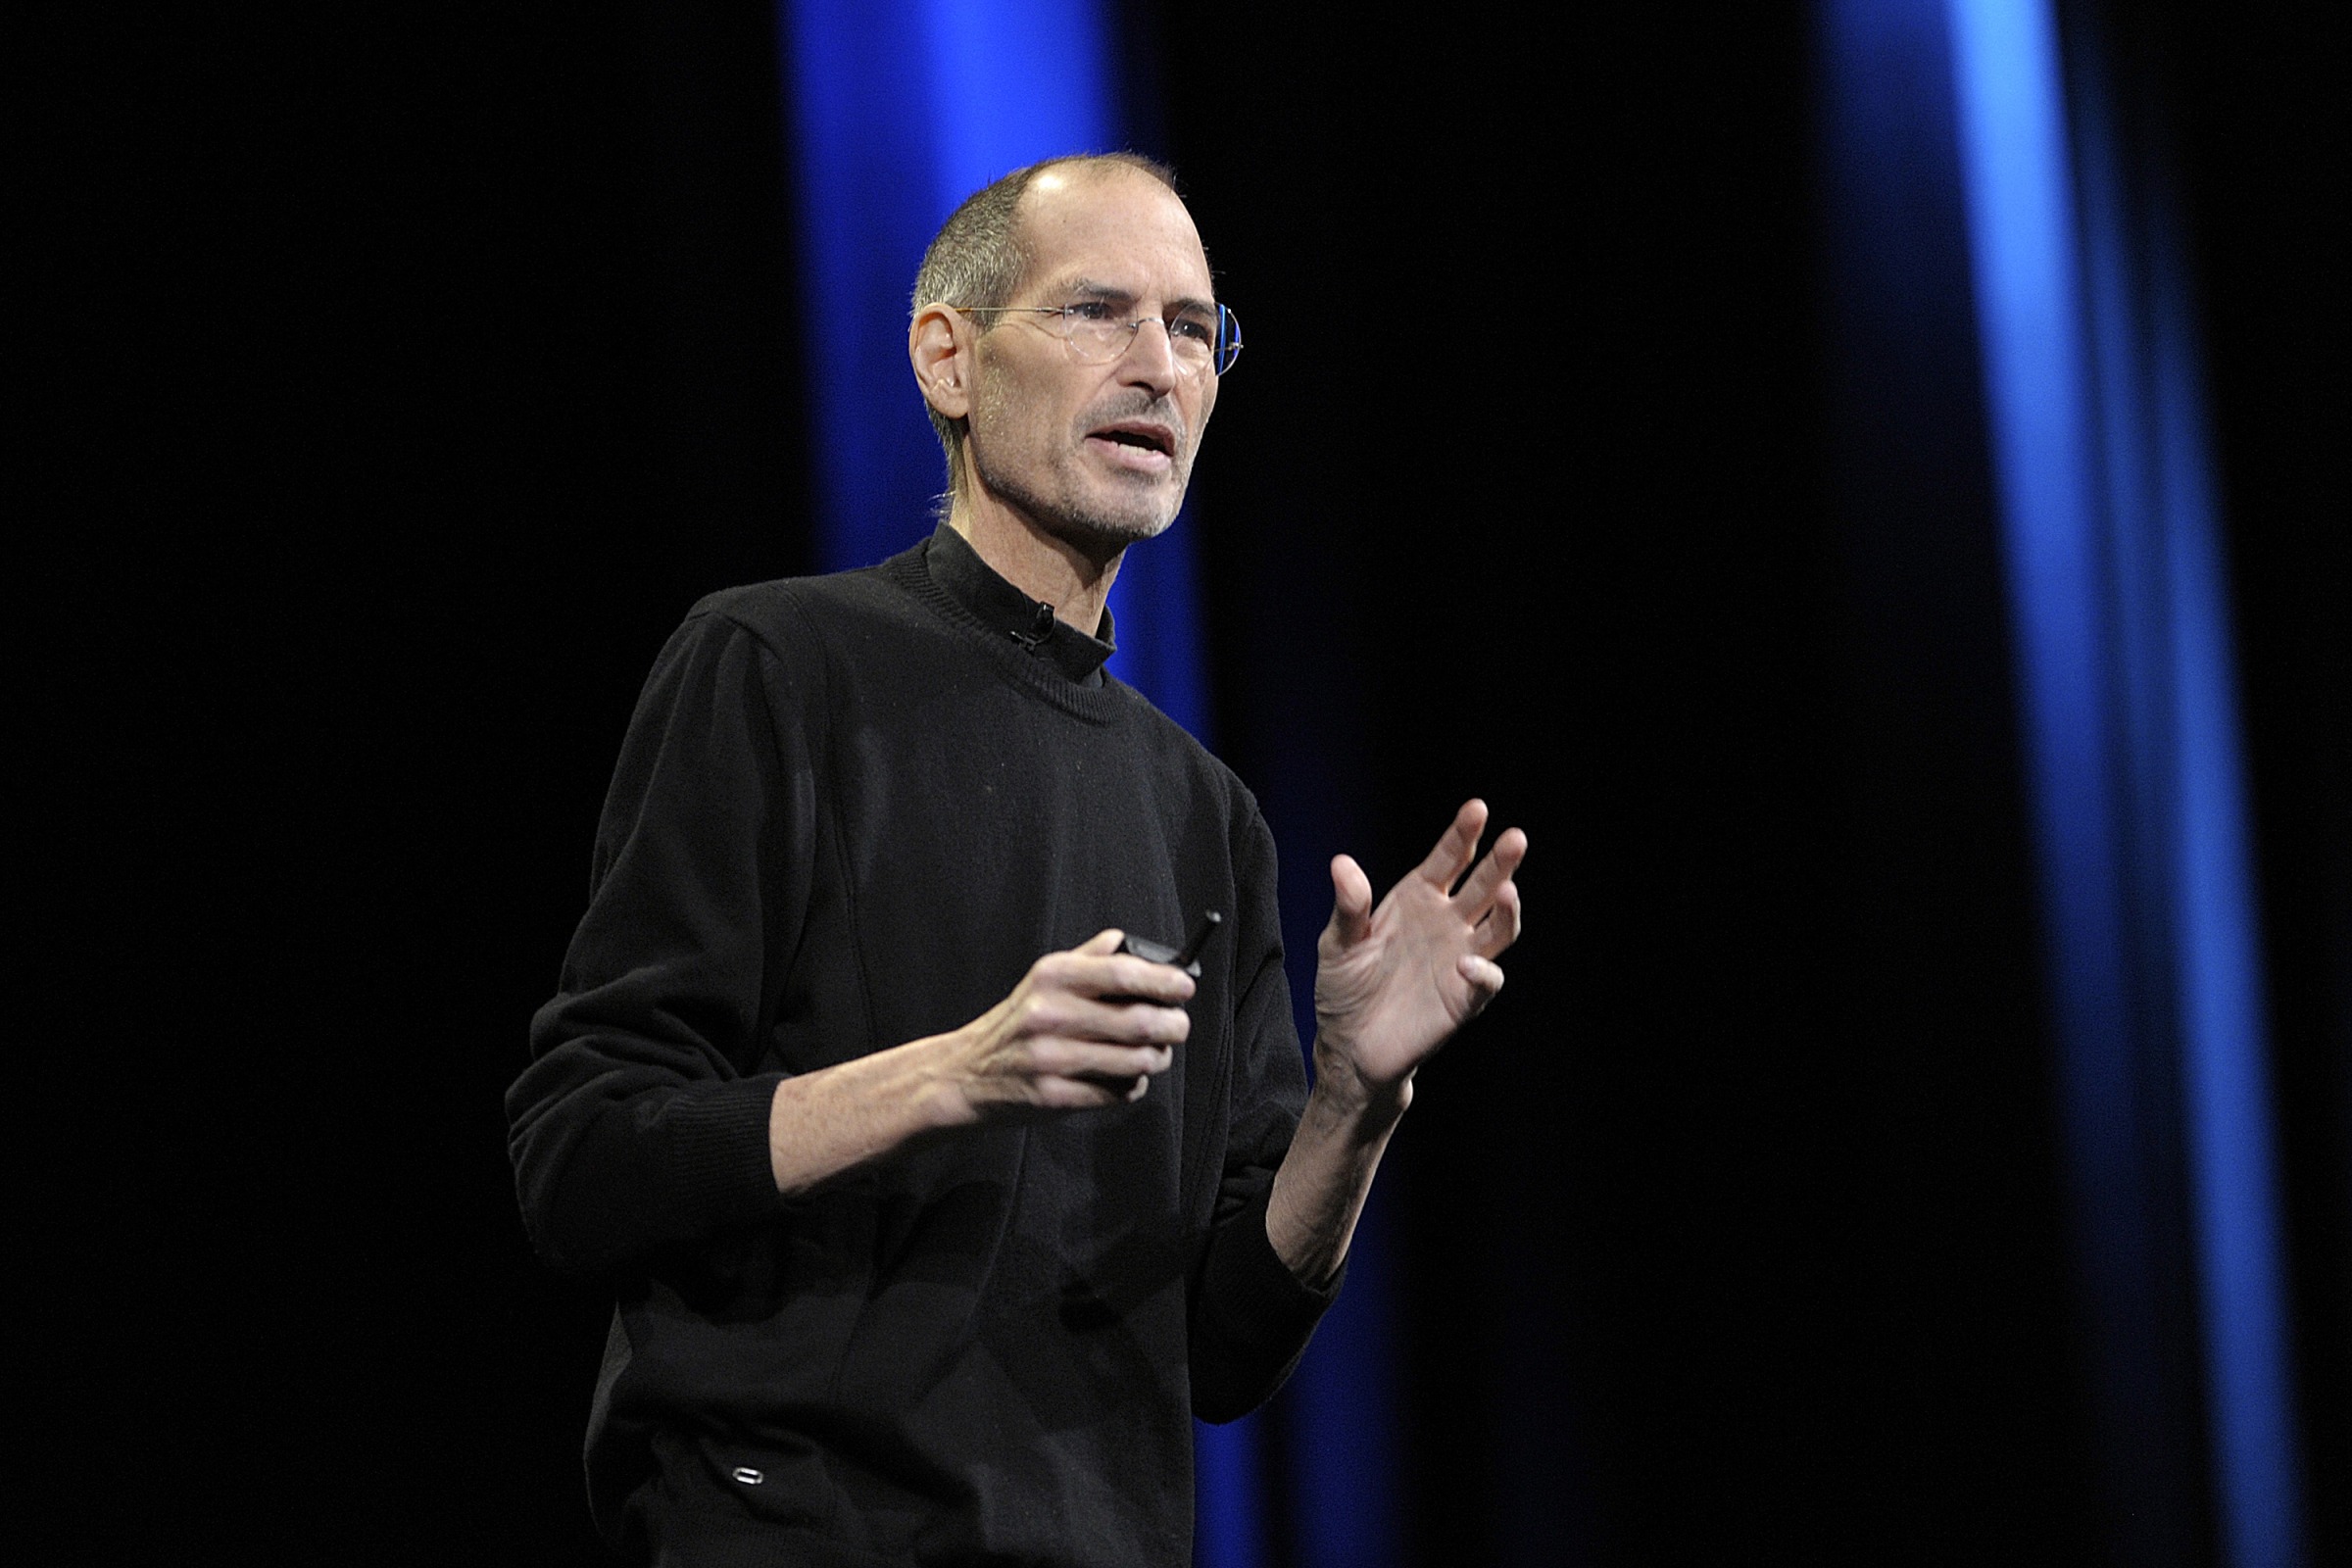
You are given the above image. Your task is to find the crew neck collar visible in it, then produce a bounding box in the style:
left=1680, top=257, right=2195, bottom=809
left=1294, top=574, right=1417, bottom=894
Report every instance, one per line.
left=923, top=521, right=1117, bottom=685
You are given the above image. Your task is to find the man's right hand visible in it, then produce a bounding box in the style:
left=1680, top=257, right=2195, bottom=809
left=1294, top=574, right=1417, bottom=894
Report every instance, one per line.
left=767, top=929, right=1191, bottom=1194
left=946, top=929, right=1192, bottom=1115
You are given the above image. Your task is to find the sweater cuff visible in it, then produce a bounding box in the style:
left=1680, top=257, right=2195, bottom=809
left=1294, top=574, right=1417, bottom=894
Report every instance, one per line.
left=662, top=1073, right=789, bottom=1232
left=1205, top=1179, right=1348, bottom=1345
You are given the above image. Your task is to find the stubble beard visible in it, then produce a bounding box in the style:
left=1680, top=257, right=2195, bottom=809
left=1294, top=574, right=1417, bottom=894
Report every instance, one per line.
left=971, top=392, right=1193, bottom=557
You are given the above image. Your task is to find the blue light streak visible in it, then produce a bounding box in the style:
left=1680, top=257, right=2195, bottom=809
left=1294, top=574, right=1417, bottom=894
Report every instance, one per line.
left=776, top=9, right=1289, bottom=1563
left=780, top=0, right=1208, bottom=737
left=2150, top=216, right=2303, bottom=1568
left=1283, top=1191, right=1399, bottom=1568
left=1940, top=2, right=2306, bottom=1560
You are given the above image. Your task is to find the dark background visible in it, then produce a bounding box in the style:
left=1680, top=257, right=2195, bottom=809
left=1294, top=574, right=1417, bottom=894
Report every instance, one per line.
left=26, top=3, right=2342, bottom=1562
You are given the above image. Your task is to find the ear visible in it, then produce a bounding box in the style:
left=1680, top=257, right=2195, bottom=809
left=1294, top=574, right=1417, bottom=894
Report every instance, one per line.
left=909, top=303, right=973, bottom=421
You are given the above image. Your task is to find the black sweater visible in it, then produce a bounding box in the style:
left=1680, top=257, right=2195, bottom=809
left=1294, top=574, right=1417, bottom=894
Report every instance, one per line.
left=509, top=527, right=1337, bottom=1566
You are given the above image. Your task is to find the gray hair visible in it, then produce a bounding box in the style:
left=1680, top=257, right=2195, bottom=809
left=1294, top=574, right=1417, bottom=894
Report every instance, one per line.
left=911, top=152, right=1181, bottom=504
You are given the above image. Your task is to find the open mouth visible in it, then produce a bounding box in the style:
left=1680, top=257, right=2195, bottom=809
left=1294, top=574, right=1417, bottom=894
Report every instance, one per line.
left=1089, top=422, right=1177, bottom=461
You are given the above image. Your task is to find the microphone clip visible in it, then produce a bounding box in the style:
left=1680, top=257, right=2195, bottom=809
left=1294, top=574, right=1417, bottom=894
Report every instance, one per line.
left=1008, top=601, right=1056, bottom=649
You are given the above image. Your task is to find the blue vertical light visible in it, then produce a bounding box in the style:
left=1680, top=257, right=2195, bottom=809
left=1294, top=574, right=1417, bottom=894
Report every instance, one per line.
left=1939, top=10, right=2156, bottom=1500
left=782, top=0, right=1115, bottom=578
left=1250, top=701, right=1387, bottom=1568
left=1191, top=1402, right=1266, bottom=1568
left=784, top=0, right=947, bottom=571
left=917, top=0, right=1116, bottom=219
left=780, top=0, right=1208, bottom=740
left=1940, top=2, right=2306, bottom=1562
left=777, top=5, right=1262, bottom=1561
left=2150, top=208, right=2303, bottom=1568
left=1282, top=1187, right=1398, bottom=1568
left=1941, top=6, right=2122, bottom=1056
left=1100, top=501, right=1213, bottom=739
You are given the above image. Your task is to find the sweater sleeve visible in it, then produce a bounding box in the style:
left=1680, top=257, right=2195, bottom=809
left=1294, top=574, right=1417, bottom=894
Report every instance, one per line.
left=1187, top=799, right=1345, bottom=1421
left=505, top=605, right=814, bottom=1278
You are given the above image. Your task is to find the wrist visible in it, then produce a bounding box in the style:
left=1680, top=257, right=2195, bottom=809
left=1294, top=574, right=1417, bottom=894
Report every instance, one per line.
left=1306, top=1037, right=1412, bottom=1131
left=909, top=1027, right=987, bottom=1130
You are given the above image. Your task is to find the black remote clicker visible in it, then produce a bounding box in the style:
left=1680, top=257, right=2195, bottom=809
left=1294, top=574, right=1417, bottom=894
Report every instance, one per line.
left=1116, top=909, right=1223, bottom=980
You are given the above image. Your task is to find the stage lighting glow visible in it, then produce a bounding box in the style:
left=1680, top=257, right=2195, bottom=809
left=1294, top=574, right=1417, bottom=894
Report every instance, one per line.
left=1942, top=3, right=2306, bottom=1562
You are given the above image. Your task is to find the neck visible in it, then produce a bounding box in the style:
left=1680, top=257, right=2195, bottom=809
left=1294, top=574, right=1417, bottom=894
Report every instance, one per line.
left=948, top=492, right=1125, bottom=636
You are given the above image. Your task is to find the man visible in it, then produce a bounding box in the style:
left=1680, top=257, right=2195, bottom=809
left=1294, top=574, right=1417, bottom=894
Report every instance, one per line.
left=509, top=153, right=1525, bottom=1566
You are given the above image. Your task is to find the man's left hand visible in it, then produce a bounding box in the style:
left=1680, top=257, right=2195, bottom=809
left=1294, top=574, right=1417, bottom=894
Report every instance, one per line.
left=1312, top=799, right=1526, bottom=1108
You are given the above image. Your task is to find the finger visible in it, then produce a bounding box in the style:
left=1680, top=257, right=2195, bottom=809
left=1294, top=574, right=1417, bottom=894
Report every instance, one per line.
left=1450, top=826, right=1528, bottom=918
left=1076, top=928, right=1125, bottom=956
left=1409, top=799, right=1490, bottom=890
left=1030, top=1038, right=1178, bottom=1082
left=1042, top=950, right=1198, bottom=1004
left=1036, top=1065, right=1160, bottom=1111
left=1456, top=953, right=1505, bottom=1006
left=1095, top=998, right=1192, bottom=1045
left=1327, top=854, right=1375, bottom=947
left=1093, top=955, right=1200, bottom=1004
left=1027, top=1074, right=1143, bottom=1112
left=1026, top=989, right=1192, bottom=1045
left=1474, top=878, right=1523, bottom=959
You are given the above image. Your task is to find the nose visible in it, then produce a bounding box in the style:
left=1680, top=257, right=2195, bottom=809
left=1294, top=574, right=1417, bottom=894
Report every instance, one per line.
left=1115, top=317, right=1181, bottom=394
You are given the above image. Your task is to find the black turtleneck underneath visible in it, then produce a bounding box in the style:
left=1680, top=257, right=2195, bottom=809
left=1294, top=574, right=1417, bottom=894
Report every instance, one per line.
left=921, top=519, right=1118, bottom=683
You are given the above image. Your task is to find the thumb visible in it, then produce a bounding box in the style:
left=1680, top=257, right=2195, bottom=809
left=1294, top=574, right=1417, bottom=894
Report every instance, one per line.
left=1077, top=928, right=1126, bottom=956
left=1326, top=855, right=1375, bottom=948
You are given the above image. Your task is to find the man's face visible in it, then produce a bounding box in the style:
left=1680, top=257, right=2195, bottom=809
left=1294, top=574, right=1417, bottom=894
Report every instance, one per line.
left=962, top=168, right=1221, bottom=553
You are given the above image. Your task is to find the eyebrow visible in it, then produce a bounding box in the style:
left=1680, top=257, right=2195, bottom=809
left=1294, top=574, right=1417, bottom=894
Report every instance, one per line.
left=1057, top=275, right=1218, bottom=317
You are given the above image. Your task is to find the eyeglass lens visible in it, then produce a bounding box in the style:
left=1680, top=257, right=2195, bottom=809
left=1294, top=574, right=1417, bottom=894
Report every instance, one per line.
left=1060, top=306, right=1241, bottom=375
